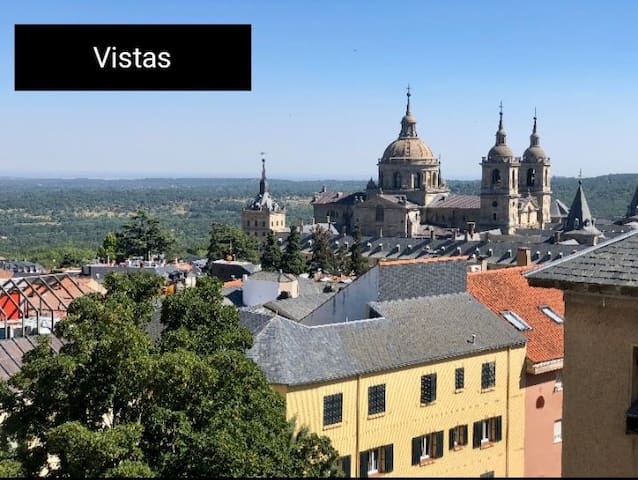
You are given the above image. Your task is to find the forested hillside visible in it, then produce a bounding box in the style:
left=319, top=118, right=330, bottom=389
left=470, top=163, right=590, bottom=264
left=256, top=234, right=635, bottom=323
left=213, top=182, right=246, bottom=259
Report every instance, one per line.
left=0, top=174, right=634, bottom=267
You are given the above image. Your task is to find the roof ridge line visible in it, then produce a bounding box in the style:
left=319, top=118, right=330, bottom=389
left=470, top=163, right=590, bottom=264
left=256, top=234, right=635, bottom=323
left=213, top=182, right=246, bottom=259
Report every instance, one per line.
left=524, top=229, right=638, bottom=278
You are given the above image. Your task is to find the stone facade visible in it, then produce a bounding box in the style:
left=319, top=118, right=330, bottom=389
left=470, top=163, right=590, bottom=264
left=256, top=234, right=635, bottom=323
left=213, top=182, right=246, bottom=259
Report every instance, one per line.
left=241, top=158, right=287, bottom=242
left=312, top=93, right=553, bottom=237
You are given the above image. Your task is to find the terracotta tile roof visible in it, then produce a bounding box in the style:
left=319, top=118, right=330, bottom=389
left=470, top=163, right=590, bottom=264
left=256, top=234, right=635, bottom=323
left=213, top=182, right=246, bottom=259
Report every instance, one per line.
left=223, top=279, right=243, bottom=288
left=468, top=266, right=564, bottom=366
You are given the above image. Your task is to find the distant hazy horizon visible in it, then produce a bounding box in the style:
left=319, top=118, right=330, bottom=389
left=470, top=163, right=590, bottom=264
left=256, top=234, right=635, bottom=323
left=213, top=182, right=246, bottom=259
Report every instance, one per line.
left=2, top=1, right=638, bottom=180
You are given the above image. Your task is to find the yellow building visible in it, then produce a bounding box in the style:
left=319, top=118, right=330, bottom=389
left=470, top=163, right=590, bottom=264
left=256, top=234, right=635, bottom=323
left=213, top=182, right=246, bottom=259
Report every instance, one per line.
left=245, top=291, right=527, bottom=477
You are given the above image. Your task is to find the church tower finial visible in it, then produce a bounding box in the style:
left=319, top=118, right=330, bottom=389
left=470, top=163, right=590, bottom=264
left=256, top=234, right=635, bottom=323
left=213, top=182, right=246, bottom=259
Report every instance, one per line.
left=529, top=109, right=540, bottom=147
left=495, top=101, right=507, bottom=145
left=399, top=86, right=418, bottom=138
left=259, top=153, right=268, bottom=195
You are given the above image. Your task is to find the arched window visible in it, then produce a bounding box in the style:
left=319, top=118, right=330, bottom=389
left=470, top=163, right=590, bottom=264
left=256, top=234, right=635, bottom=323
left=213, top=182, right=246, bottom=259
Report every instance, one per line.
left=491, top=169, right=501, bottom=185
left=394, top=172, right=402, bottom=189
left=416, top=172, right=422, bottom=189
left=527, top=168, right=536, bottom=187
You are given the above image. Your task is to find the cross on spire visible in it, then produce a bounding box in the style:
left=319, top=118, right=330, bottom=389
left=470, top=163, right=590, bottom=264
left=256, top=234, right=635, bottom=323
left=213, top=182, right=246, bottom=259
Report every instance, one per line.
left=405, top=84, right=412, bottom=115
left=259, top=153, right=268, bottom=195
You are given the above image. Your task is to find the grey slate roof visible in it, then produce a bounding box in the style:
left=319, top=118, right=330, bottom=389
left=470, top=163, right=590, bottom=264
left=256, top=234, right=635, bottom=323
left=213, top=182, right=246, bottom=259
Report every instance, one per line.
left=264, top=292, right=340, bottom=321
left=563, top=180, right=598, bottom=233
left=427, top=194, right=480, bottom=209
left=377, top=259, right=467, bottom=300
left=249, top=270, right=295, bottom=282
left=526, top=230, right=638, bottom=291
left=296, top=232, right=604, bottom=267
left=245, top=292, right=526, bottom=386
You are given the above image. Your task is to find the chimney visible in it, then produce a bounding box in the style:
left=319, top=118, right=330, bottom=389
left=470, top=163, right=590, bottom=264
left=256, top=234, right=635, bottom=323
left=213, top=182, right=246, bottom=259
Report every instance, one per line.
left=430, top=229, right=435, bottom=240
left=553, top=231, right=561, bottom=243
left=517, top=247, right=531, bottom=266
left=464, top=230, right=469, bottom=242
left=467, top=222, right=476, bottom=236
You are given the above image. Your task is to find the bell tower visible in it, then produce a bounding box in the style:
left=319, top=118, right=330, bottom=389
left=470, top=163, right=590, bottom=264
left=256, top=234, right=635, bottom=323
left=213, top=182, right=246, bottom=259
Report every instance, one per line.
left=520, top=112, right=551, bottom=228
left=479, top=103, right=521, bottom=234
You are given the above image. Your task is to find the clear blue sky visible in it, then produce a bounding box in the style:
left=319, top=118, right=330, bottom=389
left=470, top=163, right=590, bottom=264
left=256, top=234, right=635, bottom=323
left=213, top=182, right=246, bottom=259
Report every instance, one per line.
left=1, top=0, right=637, bottom=180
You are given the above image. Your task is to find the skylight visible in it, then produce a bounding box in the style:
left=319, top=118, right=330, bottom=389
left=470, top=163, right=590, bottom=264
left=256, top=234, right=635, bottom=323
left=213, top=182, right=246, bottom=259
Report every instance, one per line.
left=540, top=305, right=564, bottom=324
left=501, top=310, right=532, bottom=331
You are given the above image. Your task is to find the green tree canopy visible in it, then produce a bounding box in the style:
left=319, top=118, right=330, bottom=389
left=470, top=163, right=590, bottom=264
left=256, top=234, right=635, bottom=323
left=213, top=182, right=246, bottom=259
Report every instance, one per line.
left=114, top=210, right=174, bottom=262
left=207, top=223, right=259, bottom=264
left=349, top=225, right=369, bottom=276
left=261, top=230, right=282, bottom=271
left=309, top=225, right=335, bottom=274
left=0, top=271, right=341, bottom=477
left=281, top=225, right=306, bottom=275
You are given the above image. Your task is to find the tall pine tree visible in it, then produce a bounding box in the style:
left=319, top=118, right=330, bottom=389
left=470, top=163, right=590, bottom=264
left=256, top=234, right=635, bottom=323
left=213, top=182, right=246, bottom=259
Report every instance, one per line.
left=280, top=225, right=306, bottom=275
left=310, top=225, right=335, bottom=274
left=348, top=225, right=368, bottom=276
left=261, top=231, right=282, bottom=271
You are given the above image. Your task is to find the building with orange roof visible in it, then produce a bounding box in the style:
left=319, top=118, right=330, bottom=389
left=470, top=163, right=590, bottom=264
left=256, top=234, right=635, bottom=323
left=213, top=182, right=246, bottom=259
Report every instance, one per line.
left=468, top=266, right=564, bottom=477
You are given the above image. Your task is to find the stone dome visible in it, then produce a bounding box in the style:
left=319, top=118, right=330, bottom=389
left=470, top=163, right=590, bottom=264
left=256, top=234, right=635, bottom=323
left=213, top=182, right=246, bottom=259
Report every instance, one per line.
left=486, top=109, right=514, bottom=161
left=523, top=144, right=547, bottom=162
left=487, top=143, right=514, bottom=161
left=382, top=137, right=435, bottom=163
left=522, top=117, right=547, bottom=162
left=380, top=90, right=436, bottom=164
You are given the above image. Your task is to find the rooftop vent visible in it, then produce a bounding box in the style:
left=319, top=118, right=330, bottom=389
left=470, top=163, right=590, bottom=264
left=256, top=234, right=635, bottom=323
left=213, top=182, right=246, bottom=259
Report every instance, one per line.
left=487, top=248, right=493, bottom=256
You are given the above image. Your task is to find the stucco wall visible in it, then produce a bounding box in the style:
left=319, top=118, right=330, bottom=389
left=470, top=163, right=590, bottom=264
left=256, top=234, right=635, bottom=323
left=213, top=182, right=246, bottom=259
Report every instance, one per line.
left=524, top=370, right=563, bottom=477
left=562, top=291, right=638, bottom=477
left=281, top=346, right=526, bottom=477
left=302, top=267, right=379, bottom=325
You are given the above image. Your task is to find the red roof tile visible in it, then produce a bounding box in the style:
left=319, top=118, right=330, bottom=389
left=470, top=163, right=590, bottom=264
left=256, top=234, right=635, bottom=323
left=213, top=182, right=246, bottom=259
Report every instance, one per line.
left=468, top=266, right=564, bottom=365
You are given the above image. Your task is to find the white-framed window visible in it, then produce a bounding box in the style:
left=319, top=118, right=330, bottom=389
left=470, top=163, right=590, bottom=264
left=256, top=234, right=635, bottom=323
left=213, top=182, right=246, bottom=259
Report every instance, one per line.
left=473, top=416, right=502, bottom=448
left=420, top=435, right=432, bottom=460
left=554, top=419, right=562, bottom=443
left=411, top=432, right=443, bottom=465
left=368, top=449, right=379, bottom=474
left=481, top=419, right=490, bottom=443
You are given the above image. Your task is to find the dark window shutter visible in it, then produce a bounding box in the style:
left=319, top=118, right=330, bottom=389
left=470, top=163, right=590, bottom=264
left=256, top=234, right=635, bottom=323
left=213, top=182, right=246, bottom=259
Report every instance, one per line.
left=462, top=424, right=468, bottom=446
left=495, top=416, right=502, bottom=442
left=481, top=363, right=489, bottom=389
left=341, top=456, right=351, bottom=478
left=449, top=427, right=455, bottom=450
left=359, top=451, right=369, bottom=478
left=384, top=444, right=393, bottom=473
left=455, top=367, right=464, bottom=389
left=435, top=431, right=444, bottom=458
left=431, top=373, right=437, bottom=401
left=491, top=363, right=496, bottom=386
left=473, top=421, right=482, bottom=448
left=411, top=436, right=421, bottom=465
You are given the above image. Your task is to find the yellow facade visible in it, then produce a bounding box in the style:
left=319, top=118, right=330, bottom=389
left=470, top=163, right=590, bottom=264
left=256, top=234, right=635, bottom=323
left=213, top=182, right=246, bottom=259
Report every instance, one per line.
left=276, top=346, right=526, bottom=477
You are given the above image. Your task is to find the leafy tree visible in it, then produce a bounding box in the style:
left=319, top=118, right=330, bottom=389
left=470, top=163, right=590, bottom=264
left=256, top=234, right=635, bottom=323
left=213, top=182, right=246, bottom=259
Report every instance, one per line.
left=288, top=418, right=343, bottom=477
left=207, top=223, right=259, bottom=264
left=0, top=271, right=340, bottom=478
left=261, top=230, right=282, bottom=271
left=115, top=210, right=174, bottom=261
left=281, top=225, right=306, bottom=275
left=310, top=226, right=335, bottom=274
left=349, top=225, right=368, bottom=276
left=97, top=231, right=118, bottom=263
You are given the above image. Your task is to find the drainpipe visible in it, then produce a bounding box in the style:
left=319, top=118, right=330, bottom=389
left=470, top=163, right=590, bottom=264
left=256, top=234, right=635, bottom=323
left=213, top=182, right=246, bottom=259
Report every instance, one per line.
left=506, top=347, right=511, bottom=477
left=355, top=374, right=361, bottom=477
